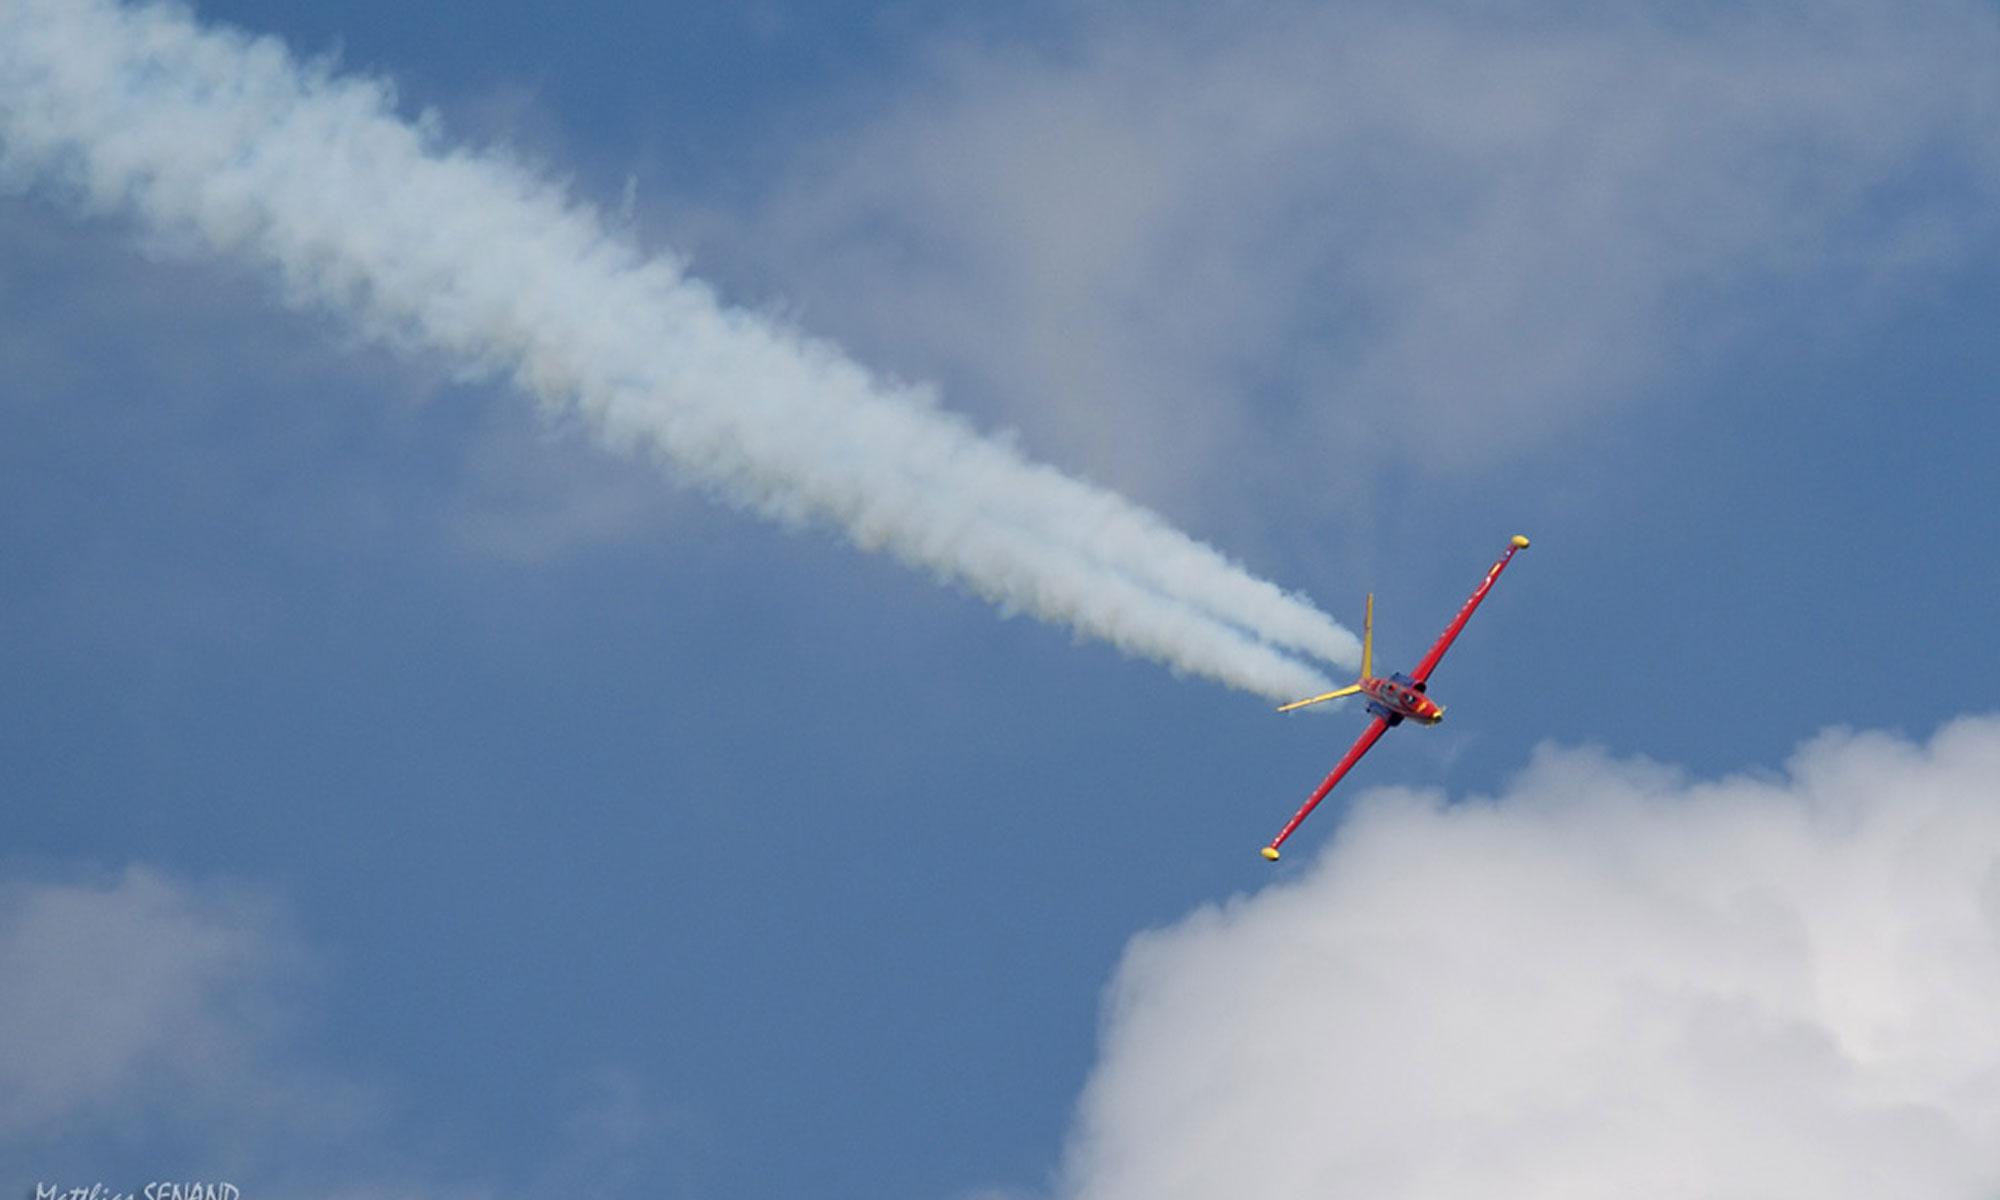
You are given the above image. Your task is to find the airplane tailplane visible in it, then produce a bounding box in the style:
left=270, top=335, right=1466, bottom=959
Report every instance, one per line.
left=1276, top=683, right=1364, bottom=713
left=1275, top=594, right=1376, bottom=713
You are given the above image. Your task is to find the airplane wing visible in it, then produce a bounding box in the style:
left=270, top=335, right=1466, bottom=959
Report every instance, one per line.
left=1408, top=535, right=1529, bottom=686
left=1263, top=714, right=1393, bottom=860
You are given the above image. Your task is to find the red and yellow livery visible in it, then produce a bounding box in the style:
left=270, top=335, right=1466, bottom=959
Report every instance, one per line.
left=1263, top=535, right=1530, bottom=860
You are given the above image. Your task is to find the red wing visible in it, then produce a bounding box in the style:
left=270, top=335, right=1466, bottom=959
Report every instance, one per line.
left=1265, top=715, right=1393, bottom=858
left=1409, top=537, right=1528, bottom=686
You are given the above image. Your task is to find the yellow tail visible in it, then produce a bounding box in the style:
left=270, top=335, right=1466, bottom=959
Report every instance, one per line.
left=1276, top=594, right=1373, bottom=712
left=1360, top=592, right=1373, bottom=682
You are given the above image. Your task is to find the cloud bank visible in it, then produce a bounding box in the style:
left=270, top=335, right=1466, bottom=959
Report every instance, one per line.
left=1063, top=717, right=2000, bottom=1198
left=725, top=0, right=2000, bottom=513
left=0, top=0, right=1353, bottom=700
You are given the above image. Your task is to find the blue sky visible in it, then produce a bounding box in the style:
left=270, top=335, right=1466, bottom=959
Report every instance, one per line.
left=4, top=2, right=2000, bottom=1198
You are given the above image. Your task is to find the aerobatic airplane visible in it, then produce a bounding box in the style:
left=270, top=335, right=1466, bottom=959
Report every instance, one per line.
left=1262, top=535, right=1530, bottom=861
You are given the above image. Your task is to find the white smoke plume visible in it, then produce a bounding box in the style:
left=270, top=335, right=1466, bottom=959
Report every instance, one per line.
left=0, top=0, right=1357, bottom=699
left=1062, top=716, right=2000, bottom=1198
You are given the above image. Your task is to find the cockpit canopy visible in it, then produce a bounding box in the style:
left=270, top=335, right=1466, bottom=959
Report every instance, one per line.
left=1380, top=681, right=1426, bottom=711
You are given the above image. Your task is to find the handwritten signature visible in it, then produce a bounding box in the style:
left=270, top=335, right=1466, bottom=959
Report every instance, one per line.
left=34, top=1184, right=239, bottom=1200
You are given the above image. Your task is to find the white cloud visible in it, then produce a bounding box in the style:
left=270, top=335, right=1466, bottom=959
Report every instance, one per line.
left=1058, top=716, right=2000, bottom=1198
left=0, top=866, right=305, bottom=1135
left=715, top=0, right=2000, bottom=521
left=0, top=863, right=629, bottom=1199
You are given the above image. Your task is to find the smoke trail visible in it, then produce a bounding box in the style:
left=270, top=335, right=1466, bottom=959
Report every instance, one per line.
left=0, top=0, right=1358, bottom=699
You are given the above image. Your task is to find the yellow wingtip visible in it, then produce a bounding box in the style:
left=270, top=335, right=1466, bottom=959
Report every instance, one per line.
left=1261, top=846, right=1281, bottom=861
left=1512, top=534, right=1530, bottom=548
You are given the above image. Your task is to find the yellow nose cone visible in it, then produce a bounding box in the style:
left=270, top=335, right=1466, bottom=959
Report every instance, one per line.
left=1511, top=534, right=1531, bottom=548
left=1261, top=846, right=1281, bottom=862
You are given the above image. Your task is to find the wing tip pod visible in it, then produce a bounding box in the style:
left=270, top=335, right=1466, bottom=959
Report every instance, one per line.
left=1261, top=846, right=1281, bottom=862
left=1511, top=534, right=1530, bottom=548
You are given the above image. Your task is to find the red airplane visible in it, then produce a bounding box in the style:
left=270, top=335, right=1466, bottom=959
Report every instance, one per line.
left=1262, top=535, right=1530, bottom=861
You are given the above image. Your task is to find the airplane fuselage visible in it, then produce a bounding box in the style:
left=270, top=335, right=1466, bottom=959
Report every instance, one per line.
left=1361, top=672, right=1443, bottom=726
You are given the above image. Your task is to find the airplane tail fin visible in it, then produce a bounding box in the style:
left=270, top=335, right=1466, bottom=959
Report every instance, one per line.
left=1360, top=592, right=1373, bottom=682
left=1276, top=594, right=1373, bottom=713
